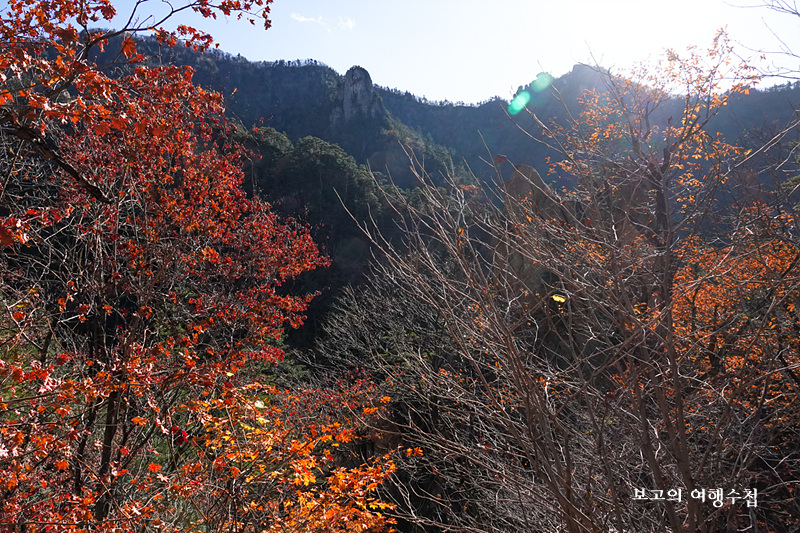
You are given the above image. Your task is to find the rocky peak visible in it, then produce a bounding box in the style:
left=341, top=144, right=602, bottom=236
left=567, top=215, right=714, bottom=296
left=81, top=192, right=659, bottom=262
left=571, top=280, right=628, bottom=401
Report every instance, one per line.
left=331, top=65, right=385, bottom=125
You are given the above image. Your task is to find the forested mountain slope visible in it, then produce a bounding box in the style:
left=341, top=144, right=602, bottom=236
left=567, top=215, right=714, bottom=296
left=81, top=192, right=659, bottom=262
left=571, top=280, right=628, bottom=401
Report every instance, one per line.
left=143, top=41, right=800, bottom=184
left=110, top=37, right=800, bottom=189
left=122, top=38, right=800, bottom=347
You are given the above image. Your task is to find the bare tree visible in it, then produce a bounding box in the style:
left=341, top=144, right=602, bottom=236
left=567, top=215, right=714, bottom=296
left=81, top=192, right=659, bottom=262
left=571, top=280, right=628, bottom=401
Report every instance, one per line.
left=322, top=34, right=800, bottom=533
left=731, top=0, right=800, bottom=79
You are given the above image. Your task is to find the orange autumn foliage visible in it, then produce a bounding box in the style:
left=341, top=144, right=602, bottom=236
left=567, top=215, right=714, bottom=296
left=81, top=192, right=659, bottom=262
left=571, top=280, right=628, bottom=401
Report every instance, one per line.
left=673, top=206, right=800, bottom=422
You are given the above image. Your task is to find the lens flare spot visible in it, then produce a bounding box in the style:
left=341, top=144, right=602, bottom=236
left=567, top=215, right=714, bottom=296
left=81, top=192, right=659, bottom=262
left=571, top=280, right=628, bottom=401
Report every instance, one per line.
left=530, top=72, right=554, bottom=93
left=508, top=91, right=531, bottom=115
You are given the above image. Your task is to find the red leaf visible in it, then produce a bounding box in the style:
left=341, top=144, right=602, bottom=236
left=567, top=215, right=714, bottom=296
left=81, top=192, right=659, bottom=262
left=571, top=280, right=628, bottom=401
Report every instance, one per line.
left=121, top=36, right=137, bottom=59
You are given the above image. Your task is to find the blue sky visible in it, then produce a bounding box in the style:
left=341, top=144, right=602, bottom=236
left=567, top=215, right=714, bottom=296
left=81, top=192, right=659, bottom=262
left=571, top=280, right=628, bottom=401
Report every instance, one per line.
left=110, top=0, right=799, bottom=104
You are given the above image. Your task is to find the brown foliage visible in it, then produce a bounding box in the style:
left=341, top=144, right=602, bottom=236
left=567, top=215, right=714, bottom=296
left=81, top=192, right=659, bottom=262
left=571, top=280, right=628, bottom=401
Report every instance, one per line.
left=332, top=33, right=800, bottom=533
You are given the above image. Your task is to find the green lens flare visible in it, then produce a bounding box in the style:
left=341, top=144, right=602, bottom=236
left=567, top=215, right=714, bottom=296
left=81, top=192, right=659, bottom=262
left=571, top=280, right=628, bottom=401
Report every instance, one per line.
left=508, top=91, right=531, bottom=115
left=530, top=72, right=553, bottom=93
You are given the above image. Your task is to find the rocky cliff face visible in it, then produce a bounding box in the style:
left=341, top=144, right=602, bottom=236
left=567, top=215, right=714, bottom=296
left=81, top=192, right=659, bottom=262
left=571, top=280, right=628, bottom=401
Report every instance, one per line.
left=331, top=66, right=385, bottom=125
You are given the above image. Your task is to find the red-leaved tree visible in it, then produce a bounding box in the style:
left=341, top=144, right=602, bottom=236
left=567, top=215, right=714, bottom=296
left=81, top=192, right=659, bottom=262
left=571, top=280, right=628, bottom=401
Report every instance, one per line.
left=0, top=1, right=396, bottom=531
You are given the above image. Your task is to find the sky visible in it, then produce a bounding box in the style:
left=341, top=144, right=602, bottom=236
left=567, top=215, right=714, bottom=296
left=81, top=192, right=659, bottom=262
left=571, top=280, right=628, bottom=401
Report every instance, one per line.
left=109, top=0, right=800, bottom=104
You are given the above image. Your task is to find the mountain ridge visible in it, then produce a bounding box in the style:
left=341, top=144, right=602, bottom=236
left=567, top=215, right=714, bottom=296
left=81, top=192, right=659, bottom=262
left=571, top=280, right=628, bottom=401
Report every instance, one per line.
left=104, top=36, right=800, bottom=187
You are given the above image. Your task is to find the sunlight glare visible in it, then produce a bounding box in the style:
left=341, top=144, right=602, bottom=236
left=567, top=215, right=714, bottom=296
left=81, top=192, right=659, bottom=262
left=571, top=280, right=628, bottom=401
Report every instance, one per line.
left=507, top=90, right=531, bottom=115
